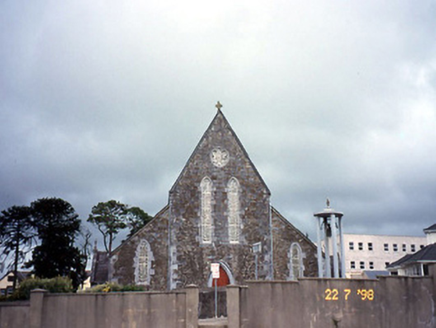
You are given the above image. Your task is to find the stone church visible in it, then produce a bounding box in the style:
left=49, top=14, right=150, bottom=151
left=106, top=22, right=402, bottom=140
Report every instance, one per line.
left=108, top=104, right=318, bottom=290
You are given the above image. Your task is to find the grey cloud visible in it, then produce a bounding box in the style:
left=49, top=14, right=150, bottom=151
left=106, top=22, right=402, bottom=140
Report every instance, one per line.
left=1, top=0, right=436, bottom=259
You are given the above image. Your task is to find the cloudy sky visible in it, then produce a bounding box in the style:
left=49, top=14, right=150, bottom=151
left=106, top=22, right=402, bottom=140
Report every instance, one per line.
left=1, top=0, right=436, bottom=255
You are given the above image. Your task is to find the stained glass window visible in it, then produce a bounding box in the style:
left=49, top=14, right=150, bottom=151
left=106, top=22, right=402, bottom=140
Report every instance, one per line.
left=201, top=177, right=213, bottom=243
left=290, top=243, right=303, bottom=280
left=135, top=239, right=151, bottom=285
left=227, top=178, right=240, bottom=244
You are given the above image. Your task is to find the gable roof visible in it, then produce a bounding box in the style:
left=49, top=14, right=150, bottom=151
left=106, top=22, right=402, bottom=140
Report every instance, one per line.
left=424, top=223, right=436, bottom=232
left=271, top=206, right=317, bottom=249
left=90, top=251, right=109, bottom=285
left=111, top=205, right=169, bottom=254
left=169, top=109, right=270, bottom=195
left=388, top=243, right=436, bottom=269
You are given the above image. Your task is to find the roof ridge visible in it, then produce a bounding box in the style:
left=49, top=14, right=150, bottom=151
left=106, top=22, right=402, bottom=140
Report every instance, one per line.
left=169, top=107, right=270, bottom=195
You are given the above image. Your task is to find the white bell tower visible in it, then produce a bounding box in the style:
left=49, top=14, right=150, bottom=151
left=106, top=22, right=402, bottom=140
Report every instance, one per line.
left=314, top=199, right=345, bottom=278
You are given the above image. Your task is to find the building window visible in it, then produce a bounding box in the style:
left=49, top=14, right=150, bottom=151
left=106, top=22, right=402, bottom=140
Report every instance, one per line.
left=369, top=262, right=374, bottom=269
left=402, top=244, right=406, bottom=252
left=200, top=177, right=213, bottom=244
left=368, top=242, right=373, bottom=251
left=411, top=244, right=416, bottom=252
left=420, top=245, right=425, bottom=249
left=411, top=265, right=421, bottom=276
left=393, top=244, right=398, bottom=252
left=227, top=178, right=241, bottom=244
left=360, top=261, right=365, bottom=269
left=290, top=243, right=303, bottom=280
left=349, top=242, right=354, bottom=250
left=350, top=261, right=356, bottom=269
left=384, top=244, right=389, bottom=251
left=385, top=262, right=390, bottom=268
left=423, top=264, right=429, bottom=276
left=358, top=242, right=363, bottom=250
left=135, top=239, right=152, bottom=285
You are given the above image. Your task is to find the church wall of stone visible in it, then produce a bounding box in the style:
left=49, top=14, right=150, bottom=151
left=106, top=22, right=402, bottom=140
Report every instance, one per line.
left=169, top=112, right=273, bottom=289
left=111, top=207, right=169, bottom=290
left=108, top=109, right=322, bottom=290
left=271, top=208, right=318, bottom=280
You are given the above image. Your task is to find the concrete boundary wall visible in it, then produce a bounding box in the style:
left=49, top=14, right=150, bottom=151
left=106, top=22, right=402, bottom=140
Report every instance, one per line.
left=2, top=270, right=436, bottom=328
left=0, top=300, right=29, bottom=328
left=1, top=286, right=199, bottom=328
left=225, top=266, right=436, bottom=328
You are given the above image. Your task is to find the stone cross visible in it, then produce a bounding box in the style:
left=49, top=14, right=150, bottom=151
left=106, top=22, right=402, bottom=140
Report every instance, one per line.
left=216, top=101, right=223, bottom=110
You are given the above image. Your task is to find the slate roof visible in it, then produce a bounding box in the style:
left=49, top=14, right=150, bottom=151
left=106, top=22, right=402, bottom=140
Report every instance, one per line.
left=424, top=223, right=436, bottom=232
left=90, top=251, right=109, bottom=285
left=363, top=270, right=390, bottom=279
left=387, top=243, right=436, bottom=269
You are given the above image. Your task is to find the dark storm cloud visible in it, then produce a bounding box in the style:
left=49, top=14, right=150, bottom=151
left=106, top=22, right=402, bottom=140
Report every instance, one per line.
left=1, top=0, right=436, bottom=261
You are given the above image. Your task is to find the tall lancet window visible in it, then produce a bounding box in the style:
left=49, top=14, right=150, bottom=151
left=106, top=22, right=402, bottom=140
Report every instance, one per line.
left=135, top=239, right=151, bottom=285
left=227, top=177, right=241, bottom=244
left=200, top=177, right=213, bottom=244
left=290, top=243, right=303, bottom=280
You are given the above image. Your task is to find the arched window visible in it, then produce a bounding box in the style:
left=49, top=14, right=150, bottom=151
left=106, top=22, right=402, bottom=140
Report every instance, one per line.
left=227, top=178, right=240, bottom=244
left=290, top=243, right=303, bottom=280
left=135, top=239, right=152, bottom=285
left=200, top=177, right=213, bottom=244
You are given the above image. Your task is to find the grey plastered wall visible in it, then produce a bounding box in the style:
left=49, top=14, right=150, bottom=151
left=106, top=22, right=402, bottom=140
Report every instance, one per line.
left=0, top=287, right=200, bottom=328
left=0, top=301, right=29, bottom=328
left=40, top=292, right=186, bottom=328
left=243, top=275, right=436, bottom=328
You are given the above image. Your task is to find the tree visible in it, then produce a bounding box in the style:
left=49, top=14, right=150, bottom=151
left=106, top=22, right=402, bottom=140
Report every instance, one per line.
left=26, top=198, right=86, bottom=290
left=87, top=200, right=128, bottom=253
left=79, top=228, right=93, bottom=271
left=126, top=207, right=153, bottom=238
left=0, top=205, right=35, bottom=290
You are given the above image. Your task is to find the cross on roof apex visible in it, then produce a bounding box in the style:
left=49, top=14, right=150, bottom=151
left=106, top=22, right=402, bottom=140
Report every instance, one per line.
left=215, top=101, right=223, bottom=111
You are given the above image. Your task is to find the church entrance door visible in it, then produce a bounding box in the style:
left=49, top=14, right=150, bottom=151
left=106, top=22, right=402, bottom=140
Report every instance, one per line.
left=213, top=266, right=230, bottom=287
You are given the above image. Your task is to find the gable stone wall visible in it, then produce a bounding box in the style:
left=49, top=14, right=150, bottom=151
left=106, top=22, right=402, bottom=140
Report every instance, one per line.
left=111, top=207, right=169, bottom=290
left=168, top=111, right=273, bottom=289
left=272, top=208, right=318, bottom=280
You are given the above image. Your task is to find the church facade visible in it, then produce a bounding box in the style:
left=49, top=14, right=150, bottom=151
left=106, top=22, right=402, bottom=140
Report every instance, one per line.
left=110, top=106, right=318, bottom=290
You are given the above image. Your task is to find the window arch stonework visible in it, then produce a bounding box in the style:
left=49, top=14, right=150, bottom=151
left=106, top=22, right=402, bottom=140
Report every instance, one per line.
left=200, top=177, right=213, bottom=244
left=227, top=178, right=241, bottom=244
left=289, top=243, right=304, bottom=280
left=134, top=239, right=154, bottom=285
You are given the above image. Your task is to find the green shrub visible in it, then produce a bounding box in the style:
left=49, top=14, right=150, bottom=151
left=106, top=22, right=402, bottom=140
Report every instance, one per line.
left=120, top=284, right=146, bottom=292
left=13, top=276, right=73, bottom=300
left=87, top=282, right=122, bottom=293
left=82, top=282, right=146, bottom=293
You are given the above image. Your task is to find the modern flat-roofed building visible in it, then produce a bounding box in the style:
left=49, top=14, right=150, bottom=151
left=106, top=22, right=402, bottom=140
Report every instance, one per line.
left=343, top=233, right=426, bottom=278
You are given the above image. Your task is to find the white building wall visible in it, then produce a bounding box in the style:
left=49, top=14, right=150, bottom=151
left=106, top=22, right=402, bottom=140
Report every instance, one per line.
left=343, top=234, right=426, bottom=278
left=426, top=232, right=436, bottom=245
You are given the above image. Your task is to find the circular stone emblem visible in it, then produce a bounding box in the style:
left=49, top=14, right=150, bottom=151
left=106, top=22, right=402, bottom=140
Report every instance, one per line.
left=210, top=148, right=230, bottom=168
